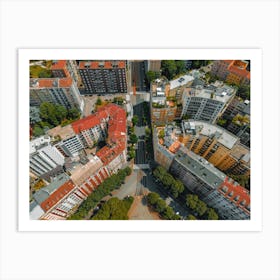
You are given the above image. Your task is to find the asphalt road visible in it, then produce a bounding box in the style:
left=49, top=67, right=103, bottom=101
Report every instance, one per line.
left=132, top=98, right=190, bottom=218
left=131, top=61, right=146, bottom=92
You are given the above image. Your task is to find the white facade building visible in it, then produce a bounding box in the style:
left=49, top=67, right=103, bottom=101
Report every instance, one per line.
left=30, top=136, right=65, bottom=176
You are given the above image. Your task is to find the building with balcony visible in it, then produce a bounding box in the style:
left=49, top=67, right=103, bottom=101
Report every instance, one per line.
left=78, top=60, right=127, bottom=95
left=30, top=77, right=84, bottom=112
left=220, top=97, right=250, bottom=147
left=153, top=125, right=250, bottom=219
left=169, top=149, right=250, bottom=220
left=150, top=76, right=192, bottom=125
left=47, top=103, right=127, bottom=169
left=181, top=81, right=236, bottom=123
left=181, top=120, right=250, bottom=177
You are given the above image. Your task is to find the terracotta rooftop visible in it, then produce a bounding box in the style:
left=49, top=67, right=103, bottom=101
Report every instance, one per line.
left=38, top=79, right=55, bottom=88
left=168, top=140, right=181, bottom=154
left=218, top=177, right=250, bottom=212
left=51, top=60, right=67, bottom=70
left=71, top=110, right=109, bottom=134
left=40, top=180, right=75, bottom=212
left=228, top=64, right=250, bottom=79
left=31, top=77, right=73, bottom=89
left=59, top=78, right=73, bottom=87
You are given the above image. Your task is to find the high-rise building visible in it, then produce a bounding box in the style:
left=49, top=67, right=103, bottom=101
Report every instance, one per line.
left=48, top=104, right=127, bottom=166
left=51, top=60, right=81, bottom=85
left=169, top=149, right=250, bottom=220
left=181, top=120, right=250, bottom=177
left=30, top=77, right=84, bottom=112
left=220, top=98, right=250, bottom=147
left=150, top=75, right=194, bottom=125
left=181, top=82, right=236, bottom=123
left=152, top=124, right=250, bottom=219
left=78, top=60, right=127, bottom=95
left=29, top=136, right=65, bottom=177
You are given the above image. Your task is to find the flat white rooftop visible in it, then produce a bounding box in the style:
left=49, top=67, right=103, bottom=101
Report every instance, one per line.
left=170, top=74, right=194, bottom=89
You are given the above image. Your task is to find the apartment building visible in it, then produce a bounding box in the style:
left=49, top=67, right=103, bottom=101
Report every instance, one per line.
left=181, top=82, right=236, bottom=123
left=47, top=104, right=127, bottom=169
left=30, top=156, right=113, bottom=220
left=78, top=60, right=127, bottom=95
left=165, top=74, right=194, bottom=100
left=211, top=60, right=250, bottom=86
left=181, top=120, right=250, bottom=177
left=30, top=77, right=84, bottom=112
left=150, top=77, right=190, bottom=125
left=29, top=136, right=65, bottom=177
left=169, top=149, right=250, bottom=219
left=151, top=123, right=250, bottom=219
left=220, top=97, right=250, bottom=147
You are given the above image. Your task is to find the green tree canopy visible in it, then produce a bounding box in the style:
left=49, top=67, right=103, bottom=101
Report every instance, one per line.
left=161, top=60, right=177, bottom=79
left=96, top=97, right=102, bottom=106
left=147, top=192, right=160, bottom=205
left=187, top=214, right=197, bottom=220
left=132, top=115, right=138, bottom=126
left=130, top=133, right=138, bottom=144
left=207, top=208, right=219, bottom=220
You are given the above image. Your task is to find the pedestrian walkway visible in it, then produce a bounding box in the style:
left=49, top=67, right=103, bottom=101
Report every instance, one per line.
left=133, top=164, right=150, bottom=170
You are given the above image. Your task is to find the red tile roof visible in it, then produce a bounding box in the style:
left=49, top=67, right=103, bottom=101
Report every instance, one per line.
left=40, top=180, right=76, bottom=212
left=51, top=60, right=67, bottom=70
left=38, top=79, right=54, bottom=88
left=36, top=77, right=73, bottom=88
left=228, top=65, right=250, bottom=79
left=219, top=177, right=250, bottom=211
left=72, top=103, right=126, bottom=165
left=59, top=77, right=73, bottom=87
left=71, top=111, right=108, bottom=134
left=168, top=141, right=181, bottom=154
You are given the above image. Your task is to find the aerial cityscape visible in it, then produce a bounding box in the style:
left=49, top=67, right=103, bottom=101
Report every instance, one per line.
left=29, top=59, right=251, bottom=221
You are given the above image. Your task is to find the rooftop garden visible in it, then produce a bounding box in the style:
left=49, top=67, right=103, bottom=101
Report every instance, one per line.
left=152, top=102, right=165, bottom=108
left=232, top=114, right=250, bottom=126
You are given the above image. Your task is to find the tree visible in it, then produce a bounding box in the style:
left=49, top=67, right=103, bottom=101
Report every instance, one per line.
left=146, top=71, right=157, bottom=84
left=92, top=197, right=134, bottom=220
left=145, top=127, right=151, bottom=136
left=68, top=108, right=80, bottom=120
left=153, top=166, right=166, bottom=181
left=217, top=118, right=227, bottom=127
left=147, top=192, right=160, bottom=205
left=39, top=102, right=59, bottom=126
left=196, top=200, right=207, bottom=216
left=154, top=199, right=166, bottom=213
left=132, top=115, right=138, bottom=126
left=186, top=194, right=199, bottom=210
left=187, top=214, right=197, bottom=220
left=161, top=60, right=177, bottom=80
left=237, top=84, right=250, bottom=100
left=55, top=105, right=67, bottom=122
left=162, top=206, right=176, bottom=220
left=130, top=133, right=138, bottom=144
left=33, top=124, right=44, bottom=137
left=207, top=208, right=219, bottom=220
left=96, top=97, right=102, bottom=106
left=175, top=60, right=186, bottom=75
left=128, top=149, right=136, bottom=159
left=158, top=129, right=165, bottom=139
left=38, top=70, right=52, bottom=78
